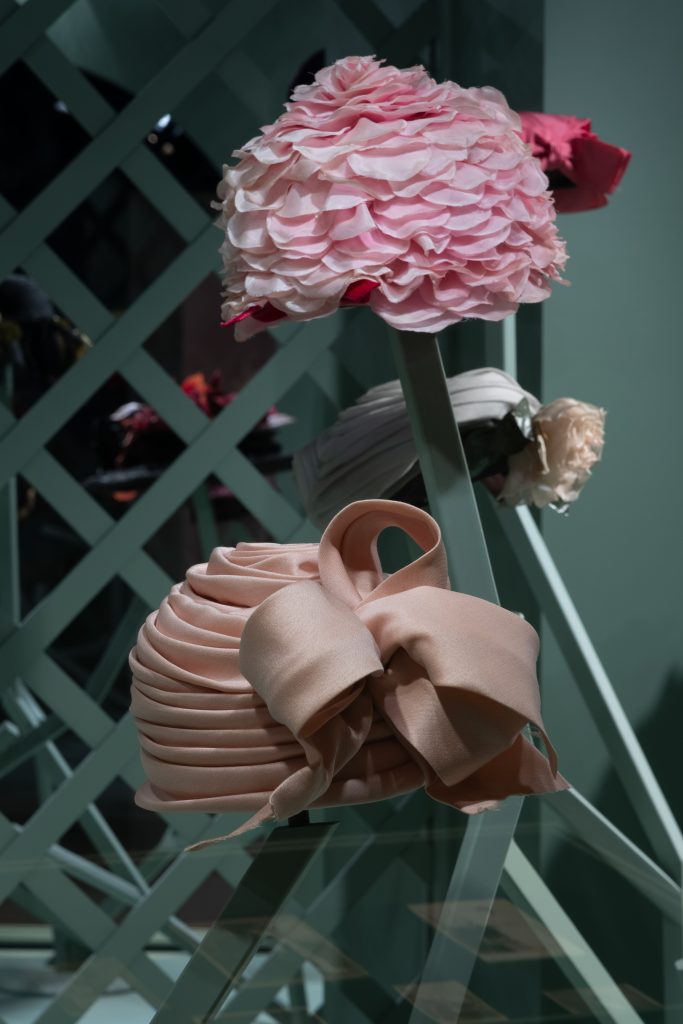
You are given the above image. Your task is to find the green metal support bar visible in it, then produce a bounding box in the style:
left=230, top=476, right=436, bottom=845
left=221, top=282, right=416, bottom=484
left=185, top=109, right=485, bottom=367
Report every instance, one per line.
left=546, top=789, right=681, bottom=923
left=151, top=822, right=337, bottom=1024
left=485, top=500, right=683, bottom=879
left=503, top=842, right=644, bottom=1024
left=221, top=794, right=430, bottom=1022
left=390, top=329, right=521, bottom=1024
left=390, top=330, right=497, bottom=602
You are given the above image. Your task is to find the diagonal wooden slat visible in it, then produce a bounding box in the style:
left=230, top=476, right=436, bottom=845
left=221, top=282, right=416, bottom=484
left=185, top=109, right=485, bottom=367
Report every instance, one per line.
left=1, top=7, right=675, bottom=1023
left=22, top=647, right=399, bottom=1001
left=150, top=823, right=337, bottom=1024
left=0, top=225, right=216, bottom=471
left=4, top=200, right=115, bottom=336
left=25, top=35, right=210, bottom=242
left=23, top=656, right=218, bottom=847
left=1, top=348, right=305, bottom=617
left=329, top=0, right=437, bottom=68
left=0, top=319, right=347, bottom=684
left=0, top=716, right=137, bottom=903
left=0, top=405, right=174, bottom=605
left=333, top=0, right=395, bottom=43
left=148, top=0, right=211, bottom=37
left=0, top=700, right=246, bottom=940
left=0, top=0, right=74, bottom=77
left=222, top=795, right=431, bottom=1021
left=503, top=842, right=644, bottom=1024
left=30, top=820, right=261, bottom=1024
left=120, top=347, right=306, bottom=537
left=0, top=0, right=280, bottom=280
left=548, top=790, right=681, bottom=923
left=5, top=814, right=197, bottom=991
left=487, top=500, right=683, bottom=878
left=0, top=199, right=307, bottom=554
left=4, top=682, right=143, bottom=890
left=1, top=823, right=177, bottom=1008
left=380, top=0, right=438, bottom=67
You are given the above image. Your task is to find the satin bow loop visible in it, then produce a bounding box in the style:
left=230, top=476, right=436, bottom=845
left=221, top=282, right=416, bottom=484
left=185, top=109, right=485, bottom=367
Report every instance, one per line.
left=237, top=501, right=563, bottom=832
left=130, top=498, right=566, bottom=847
left=239, top=581, right=384, bottom=822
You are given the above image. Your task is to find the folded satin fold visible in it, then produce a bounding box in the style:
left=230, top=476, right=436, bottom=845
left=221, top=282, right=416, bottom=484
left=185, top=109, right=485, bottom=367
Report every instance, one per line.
left=130, top=499, right=567, bottom=835
left=293, top=368, right=542, bottom=527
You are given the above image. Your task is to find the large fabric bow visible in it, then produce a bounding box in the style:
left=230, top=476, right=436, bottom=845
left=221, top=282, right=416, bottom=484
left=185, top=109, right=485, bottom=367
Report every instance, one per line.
left=130, top=499, right=566, bottom=842
left=236, top=500, right=566, bottom=833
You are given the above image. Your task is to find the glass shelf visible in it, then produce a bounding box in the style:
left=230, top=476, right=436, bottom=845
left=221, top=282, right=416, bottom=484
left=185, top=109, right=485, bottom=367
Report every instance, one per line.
left=0, top=792, right=679, bottom=1024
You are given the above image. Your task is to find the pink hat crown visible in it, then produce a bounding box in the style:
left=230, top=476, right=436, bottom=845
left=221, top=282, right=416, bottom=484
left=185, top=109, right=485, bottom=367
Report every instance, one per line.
left=217, top=55, right=567, bottom=340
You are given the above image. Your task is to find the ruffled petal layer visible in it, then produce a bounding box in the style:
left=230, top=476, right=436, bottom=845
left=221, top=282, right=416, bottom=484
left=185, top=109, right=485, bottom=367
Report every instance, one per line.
left=217, top=57, right=567, bottom=337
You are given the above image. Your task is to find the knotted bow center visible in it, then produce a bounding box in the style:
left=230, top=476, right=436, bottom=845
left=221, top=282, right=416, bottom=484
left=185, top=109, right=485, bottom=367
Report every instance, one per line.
left=237, top=500, right=561, bottom=832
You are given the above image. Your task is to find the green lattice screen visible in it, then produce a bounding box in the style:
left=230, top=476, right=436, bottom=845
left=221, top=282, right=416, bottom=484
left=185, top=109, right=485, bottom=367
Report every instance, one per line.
left=4, top=6, right=672, bottom=1024
left=0, top=1, right=463, bottom=1019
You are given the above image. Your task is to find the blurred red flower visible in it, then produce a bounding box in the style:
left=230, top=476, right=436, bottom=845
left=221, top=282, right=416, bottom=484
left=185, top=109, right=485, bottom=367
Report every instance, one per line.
left=520, top=112, right=631, bottom=213
left=110, top=371, right=290, bottom=471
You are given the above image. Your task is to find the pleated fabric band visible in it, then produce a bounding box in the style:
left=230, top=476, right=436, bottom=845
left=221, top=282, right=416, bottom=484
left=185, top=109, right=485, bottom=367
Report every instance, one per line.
left=293, top=368, right=541, bottom=528
left=130, top=499, right=567, bottom=841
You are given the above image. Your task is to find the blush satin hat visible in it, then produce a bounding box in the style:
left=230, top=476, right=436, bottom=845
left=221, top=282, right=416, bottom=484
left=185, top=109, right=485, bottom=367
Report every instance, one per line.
left=130, top=499, right=567, bottom=837
left=293, top=368, right=606, bottom=524
left=294, top=367, right=540, bottom=528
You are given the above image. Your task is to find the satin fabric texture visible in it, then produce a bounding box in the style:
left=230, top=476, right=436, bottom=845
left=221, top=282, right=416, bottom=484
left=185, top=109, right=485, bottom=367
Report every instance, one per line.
left=130, top=499, right=567, bottom=835
left=293, top=368, right=540, bottom=528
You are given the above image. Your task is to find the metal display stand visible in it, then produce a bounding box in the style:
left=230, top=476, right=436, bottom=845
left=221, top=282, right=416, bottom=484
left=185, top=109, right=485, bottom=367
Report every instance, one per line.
left=390, top=333, right=679, bottom=1024
left=0, top=0, right=681, bottom=1021
left=150, top=819, right=337, bottom=1024
left=149, top=332, right=682, bottom=1022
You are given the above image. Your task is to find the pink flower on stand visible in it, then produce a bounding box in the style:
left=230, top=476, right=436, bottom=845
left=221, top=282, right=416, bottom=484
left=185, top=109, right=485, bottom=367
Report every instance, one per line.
left=217, top=56, right=566, bottom=339
left=519, top=112, right=631, bottom=213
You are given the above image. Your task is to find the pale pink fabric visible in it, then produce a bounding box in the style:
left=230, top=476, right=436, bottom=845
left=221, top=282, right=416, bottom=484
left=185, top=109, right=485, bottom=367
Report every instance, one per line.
left=216, top=56, right=567, bottom=340
left=131, top=500, right=566, bottom=833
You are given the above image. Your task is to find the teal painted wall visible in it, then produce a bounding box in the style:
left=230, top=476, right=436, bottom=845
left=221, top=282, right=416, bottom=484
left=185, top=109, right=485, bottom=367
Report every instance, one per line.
left=541, top=0, right=683, bottom=836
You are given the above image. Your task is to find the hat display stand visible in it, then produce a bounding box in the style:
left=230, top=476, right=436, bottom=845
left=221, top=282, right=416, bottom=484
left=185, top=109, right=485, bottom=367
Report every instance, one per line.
left=144, top=328, right=681, bottom=1024
left=149, top=816, right=337, bottom=1024
left=0, top=0, right=681, bottom=1020
left=1, top=310, right=681, bottom=1021
left=1, top=316, right=681, bottom=1021
left=480, top=319, right=683, bottom=1018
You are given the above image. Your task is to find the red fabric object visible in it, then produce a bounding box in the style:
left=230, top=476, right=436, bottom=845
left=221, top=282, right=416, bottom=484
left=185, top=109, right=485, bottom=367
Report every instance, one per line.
left=340, top=279, right=380, bottom=305
left=222, top=307, right=255, bottom=326
left=221, top=279, right=380, bottom=331
left=252, top=304, right=288, bottom=324
left=112, top=371, right=278, bottom=466
left=520, top=112, right=631, bottom=213
left=181, top=372, right=213, bottom=414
